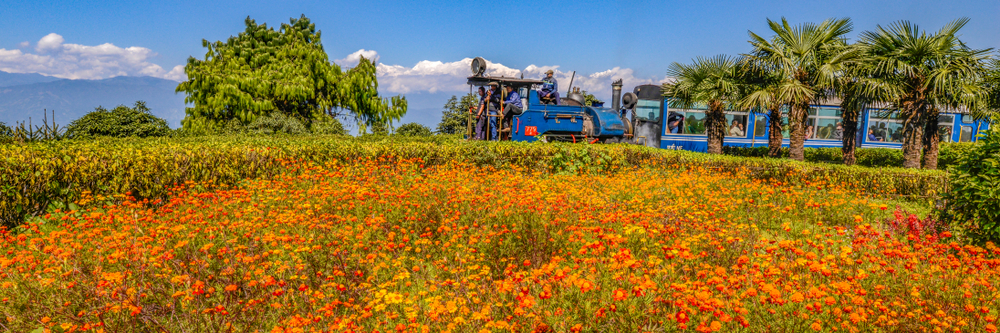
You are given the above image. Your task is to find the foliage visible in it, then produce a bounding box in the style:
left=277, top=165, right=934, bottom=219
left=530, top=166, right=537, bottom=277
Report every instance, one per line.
left=858, top=18, right=991, bottom=168
left=176, top=15, right=406, bottom=132
left=723, top=143, right=975, bottom=169
left=64, top=101, right=171, bottom=138
left=0, top=136, right=949, bottom=228
left=394, top=123, right=432, bottom=137
left=368, top=121, right=390, bottom=136
left=437, top=94, right=478, bottom=135
left=309, top=114, right=348, bottom=136
left=3, top=156, right=996, bottom=332
left=245, top=112, right=309, bottom=135
left=663, top=55, right=747, bottom=154
left=943, top=128, right=1000, bottom=243
left=579, top=90, right=604, bottom=106
left=744, top=17, right=856, bottom=161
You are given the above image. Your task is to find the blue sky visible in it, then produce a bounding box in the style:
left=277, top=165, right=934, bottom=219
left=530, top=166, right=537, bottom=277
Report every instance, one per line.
left=2, top=0, right=999, bottom=126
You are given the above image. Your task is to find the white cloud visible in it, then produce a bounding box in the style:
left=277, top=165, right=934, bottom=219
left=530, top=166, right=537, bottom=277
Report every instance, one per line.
left=335, top=49, right=380, bottom=68
left=370, top=54, right=668, bottom=101
left=17, top=41, right=30, bottom=48
left=0, top=33, right=185, bottom=81
left=36, top=33, right=64, bottom=53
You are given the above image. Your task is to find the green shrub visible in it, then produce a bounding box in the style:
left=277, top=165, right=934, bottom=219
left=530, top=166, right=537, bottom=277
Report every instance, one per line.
left=310, top=115, right=348, bottom=136
left=0, top=136, right=948, bottom=227
left=395, top=123, right=432, bottom=137
left=725, top=144, right=971, bottom=169
left=246, top=112, right=308, bottom=134
left=65, top=101, right=171, bottom=138
left=943, top=128, right=1000, bottom=244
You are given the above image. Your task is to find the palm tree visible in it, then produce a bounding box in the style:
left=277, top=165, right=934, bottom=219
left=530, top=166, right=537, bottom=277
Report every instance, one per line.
left=745, top=17, right=856, bottom=161
left=740, top=61, right=787, bottom=158
left=662, top=55, right=746, bottom=154
left=859, top=18, right=991, bottom=168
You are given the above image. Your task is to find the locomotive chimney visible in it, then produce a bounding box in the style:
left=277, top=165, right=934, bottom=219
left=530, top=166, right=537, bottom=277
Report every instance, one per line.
left=611, top=79, right=623, bottom=110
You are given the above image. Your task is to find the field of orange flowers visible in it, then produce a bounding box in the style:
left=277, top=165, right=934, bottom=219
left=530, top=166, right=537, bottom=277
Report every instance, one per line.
left=2, top=157, right=999, bottom=332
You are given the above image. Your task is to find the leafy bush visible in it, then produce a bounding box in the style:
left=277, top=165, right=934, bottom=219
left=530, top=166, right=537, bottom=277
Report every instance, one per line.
left=65, top=101, right=171, bottom=138
left=246, top=112, right=308, bottom=135
left=943, top=128, right=1000, bottom=244
left=395, top=123, right=432, bottom=137
left=310, top=115, right=348, bottom=136
left=725, top=144, right=969, bottom=169
left=0, top=136, right=949, bottom=228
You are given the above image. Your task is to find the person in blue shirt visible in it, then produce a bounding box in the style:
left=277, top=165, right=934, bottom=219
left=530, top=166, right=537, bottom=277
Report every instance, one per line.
left=503, top=85, right=523, bottom=115
left=539, top=70, right=560, bottom=105
left=867, top=129, right=880, bottom=142
left=471, top=86, right=488, bottom=140
left=484, top=82, right=501, bottom=140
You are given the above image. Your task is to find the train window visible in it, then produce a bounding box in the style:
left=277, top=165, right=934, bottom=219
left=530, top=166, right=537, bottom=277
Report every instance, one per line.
left=959, top=126, right=973, bottom=142
left=519, top=87, right=529, bottom=111
left=806, top=107, right=842, bottom=140
left=662, top=109, right=708, bottom=135
left=867, top=112, right=904, bottom=143
left=725, top=113, right=749, bottom=137
left=961, top=114, right=975, bottom=124
left=753, top=116, right=767, bottom=137
left=938, top=114, right=955, bottom=143
left=635, top=100, right=661, bottom=122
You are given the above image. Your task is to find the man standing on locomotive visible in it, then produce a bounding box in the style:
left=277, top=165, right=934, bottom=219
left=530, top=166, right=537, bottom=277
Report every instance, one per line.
left=484, top=82, right=502, bottom=140
left=539, top=70, right=560, bottom=105
left=471, top=86, right=488, bottom=140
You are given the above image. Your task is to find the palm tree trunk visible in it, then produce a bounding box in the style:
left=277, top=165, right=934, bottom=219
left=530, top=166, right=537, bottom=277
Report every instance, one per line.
left=841, top=108, right=859, bottom=166
left=706, top=102, right=725, bottom=154
left=900, top=103, right=926, bottom=169
left=767, top=106, right=783, bottom=158
left=921, top=107, right=940, bottom=170
left=788, top=102, right=809, bottom=161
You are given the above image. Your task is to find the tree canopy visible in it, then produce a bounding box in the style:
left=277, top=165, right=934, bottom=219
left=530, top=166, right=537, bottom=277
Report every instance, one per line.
left=663, top=55, right=747, bottom=154
left=437, top=94, right=478, bottom=135
left=65, top=101, right=171, bottom=138
left=395, top=123, right=432, bottom=137
left=176, top=15, right=406, bottom=132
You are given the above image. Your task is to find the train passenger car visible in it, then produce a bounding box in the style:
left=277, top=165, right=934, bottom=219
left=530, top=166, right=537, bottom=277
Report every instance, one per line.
left=659, top=101, right=991, bottom=152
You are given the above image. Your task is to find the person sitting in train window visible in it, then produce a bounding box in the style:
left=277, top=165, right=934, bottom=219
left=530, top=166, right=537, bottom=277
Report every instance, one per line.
left=941, top=127, right=953, bottom=142
left=833, top=122, right=844, bottom=140
left=805, top=125, right=815, bottom=139
left=867, top=129, right=880, bottom=142
left=539, top=70, right=560, bottom=105
left=728, top=119, right=744, bottom=136
left=667, top=112, right=684, bottom=133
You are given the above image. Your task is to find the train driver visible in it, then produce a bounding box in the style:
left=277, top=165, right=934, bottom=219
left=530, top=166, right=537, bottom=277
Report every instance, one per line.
left=539, top=70, right=561, bottom=105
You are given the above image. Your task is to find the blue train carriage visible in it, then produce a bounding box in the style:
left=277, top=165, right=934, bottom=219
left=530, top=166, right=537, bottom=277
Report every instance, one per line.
left=659, top=99, right=991, bottom=152
left=465, top=58, right=632, bottom=144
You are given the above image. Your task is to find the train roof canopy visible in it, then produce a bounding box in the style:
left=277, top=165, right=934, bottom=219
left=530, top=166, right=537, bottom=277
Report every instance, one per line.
left=467, top=76, right=544, bottom=87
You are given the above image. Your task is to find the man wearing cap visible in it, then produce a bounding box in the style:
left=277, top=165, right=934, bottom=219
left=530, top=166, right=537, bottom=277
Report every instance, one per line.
left=539, top=70, right=560, bottom=105
left=482, top=82, right=501, bottom=140
left=470, top=86, right=488, bottom=140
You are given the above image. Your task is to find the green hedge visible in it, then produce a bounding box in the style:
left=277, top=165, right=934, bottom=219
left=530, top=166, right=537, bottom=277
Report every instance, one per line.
left=0, top=135, right=948, bottom=227
left=723, top=143, right=979, bottom=169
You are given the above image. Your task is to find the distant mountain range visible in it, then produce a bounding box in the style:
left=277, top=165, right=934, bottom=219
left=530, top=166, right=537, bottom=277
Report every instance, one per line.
left=0, top=72, right=187, bottom=128
left=0, top=71, right=457, bottom=132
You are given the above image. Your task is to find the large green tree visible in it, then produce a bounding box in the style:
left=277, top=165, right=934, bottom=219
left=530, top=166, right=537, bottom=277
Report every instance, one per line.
left=859, top=18, right=991, bottom=168
left=437, top=94, right=478, bottom=135
left=745, top=17, right=857, bottom=161
left=176, top=15, right=406, bottom=133
left=663, top=55, right=747, bottom=154
left=739, top=61, right=786, bottom=158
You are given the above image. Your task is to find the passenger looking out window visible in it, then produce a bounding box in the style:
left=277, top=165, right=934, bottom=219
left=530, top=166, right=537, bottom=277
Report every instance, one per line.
left=667, top=111, right=684, bottom=134
left=728, top=119, right=744, bottom=137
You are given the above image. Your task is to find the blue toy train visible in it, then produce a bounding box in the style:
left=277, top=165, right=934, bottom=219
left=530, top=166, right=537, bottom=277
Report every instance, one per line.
left=466, top=62, right=990, bottom=150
